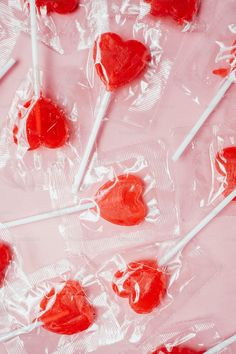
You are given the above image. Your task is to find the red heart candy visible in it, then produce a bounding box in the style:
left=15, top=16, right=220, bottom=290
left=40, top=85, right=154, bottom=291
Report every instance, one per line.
left=152, top=346, right=204, bottom=354
left=215, top=147, right=236, bottom=200
left=93, top=32, right=151, bottom=91
left=95, top=174, right=147, bottom=226
left=144, top=0, right=200, bottom=25
left=213, top=40, right=236, bottom=78
left=35, top=0, right=79, bottom=14
left=0, top=242, right=13, bottom=288
left=112, top=259, right=166, bottom=314
left=14, top=96, right=69, bottom=150
left=38, top=280, right=96, bottom=335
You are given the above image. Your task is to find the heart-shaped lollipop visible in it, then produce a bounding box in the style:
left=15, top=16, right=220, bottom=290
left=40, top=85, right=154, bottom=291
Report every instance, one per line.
left=14, top=96, right=69, bottom=150
left=144, top=0, right=200, bottom=25
left=152, top=346, right=204, bottom=354
left=38, top=280, right=95, bottom=335
left=73, top=34, right=150, bottom=191
left=95, top=174, right=147, bottom=226
left=215, top=147, right=236, bottom=200
left=35, top=0, right=79, bottom=14
left=112, top=259, right=166, bottom=314
left=0, top=242, right=13, bottom=288
left=93, top=32, right=151, bottom=91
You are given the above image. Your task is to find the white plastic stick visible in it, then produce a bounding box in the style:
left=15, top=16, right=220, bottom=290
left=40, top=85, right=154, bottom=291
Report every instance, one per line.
left=0, top=58, right=16, bottom=80
left=29, top=0, right=40, bottom=98
left=205, top=334, right=236, bottom=354
left=172, top=70, right=236, bottom=162
left=0, top=322, right=42, bottom=343
left=159, top=188, right=236, bottom=266
left=1, top=202, right=95, bottom=229
left=73, top=90, right=112, bottom=192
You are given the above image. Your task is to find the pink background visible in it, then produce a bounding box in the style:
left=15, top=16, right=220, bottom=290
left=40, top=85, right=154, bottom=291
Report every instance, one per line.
left=0, top=0, right=236, bottom=352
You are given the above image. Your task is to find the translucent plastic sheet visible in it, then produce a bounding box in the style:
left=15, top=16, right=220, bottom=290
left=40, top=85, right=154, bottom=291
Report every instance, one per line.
left=91, top=241, right=218, bottom=344
left=173, top=125, right=236, bottom=222
left=0, top=2, right=20, bottom=68
left=141, top=319, right=231, bottom=353
left=49, top=141, right=180, bottom=258
left=0, top=232, right=122, bottom=353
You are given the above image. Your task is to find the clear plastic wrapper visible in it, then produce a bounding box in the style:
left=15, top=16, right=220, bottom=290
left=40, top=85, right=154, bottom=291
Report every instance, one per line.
left=0, top=2, right=20, bottom=69
left=91, top=240, right=218, bottom=344
left=141, top=319, right=232, bottom=353
left=85, top=0, right=195, bottom=131
left=0, top=233, right=122, bottom=353
left=0, top=60, right=95, bottom=192
left=173, top=125, right=236, bottom=221
left=52, top=141, right=179, bottom=255
left=162, top=0, right=236, bottom=142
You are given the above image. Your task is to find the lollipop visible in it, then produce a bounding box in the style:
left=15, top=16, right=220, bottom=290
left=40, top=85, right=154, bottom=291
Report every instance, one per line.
left=0, top=242, right=13, bottom=288
left=112, top=259, right=166, bottom=314
left=172, top=40, right=236, bottom=161
left=1, top=174, right=147, bottom=229
left=0, top=58, right=16, bottom=81
left=15, top=0, right=69, bottom=150
left=95, top=174, right=147, bottom=226
left=112, top=188, right=236, bottom=314
left=215, top=147, right=236, bottom=200
left=37, top=280, right=95, bottom=335
left=0, top=280, right=96, bottom=342
left=152, top=346, right=204, bottom=354
left=35, top=0, right=79, bottom=14
left=144, top=0, right=200, bottom=25
left=14, top=97, right=69, bottom=149
left=73, top=32, right=151, bottom=191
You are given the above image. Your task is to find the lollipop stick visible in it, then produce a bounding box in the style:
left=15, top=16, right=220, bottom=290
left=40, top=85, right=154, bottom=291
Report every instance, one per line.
left=73, top=90, right=112, bottom=192
left=172, top=70, right=236, bottom=162
left=159, top=188, right=236, bottom=266
left=0, top=321, right=42, bottom=343
left=0, top=58, right=16, bottom=80
left=29, top=0, right=40, bottom=98
left=1, top=202, right=95, bottom=229
left=205, top=334, right=236, bottom=354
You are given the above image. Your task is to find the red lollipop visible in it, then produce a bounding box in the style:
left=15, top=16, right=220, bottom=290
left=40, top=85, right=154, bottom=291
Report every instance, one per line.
left=35, top=0, right=79, bottom=14
left=73, top=33, right=150, bottom=191
left=19, top=0, right=70, bottom=151
left=0, top=242, right=13, bottom=288
left=38, top=280, right=96, bottom=335
left=95, top=174, right=147, bottom=226
left=112, top=259, right=167, bottom=314
left=215, top=147, right=236, bottom=200
left=93, top=32, right=151, bottom=91
left=3, top=173, right=148, bottom=229
left=152, top=346, right=204, bottom=353
left=14, top=97, right=69, bottom=150
left=144, top=0, right=200, bottom=25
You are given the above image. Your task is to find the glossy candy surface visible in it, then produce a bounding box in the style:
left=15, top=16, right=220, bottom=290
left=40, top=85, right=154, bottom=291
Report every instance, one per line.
left=95, top=174, right=147, bottom=226
left=0, top=242, right=13, bottom=288
left=38, top=280, right=96, bottom=335
left=14, top=96, right=69, bottom=150
left=144, top=0, right=200, bottom=25
left=35, top=0, right=79, bottom=14
left=93, top=32, right=151, bottom=91
left=215, top=147, right=236, bottom=199
left=112, top=259, right=166, bottom=314
left=152, top=346, right=204, bottom=353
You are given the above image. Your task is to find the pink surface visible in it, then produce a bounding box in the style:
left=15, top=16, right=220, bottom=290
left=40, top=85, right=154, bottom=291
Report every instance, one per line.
left=0, top=0, right=236, bottom=353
